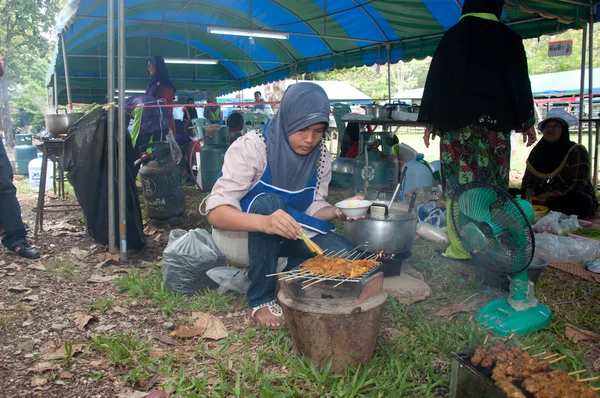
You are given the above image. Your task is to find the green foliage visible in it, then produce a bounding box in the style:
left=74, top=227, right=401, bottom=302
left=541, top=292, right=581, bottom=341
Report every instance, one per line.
left=0, top=0, right=65, bottom=134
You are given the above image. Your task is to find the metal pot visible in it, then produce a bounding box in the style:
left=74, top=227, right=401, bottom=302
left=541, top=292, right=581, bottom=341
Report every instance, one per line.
left=344, top=202, right=418, bottom=253
left=362, top=103, right=389, bottom=120
left=45, top=108, right=84, bottom=136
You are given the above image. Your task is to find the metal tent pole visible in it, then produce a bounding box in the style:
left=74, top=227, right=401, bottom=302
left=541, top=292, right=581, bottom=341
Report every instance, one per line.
left=60, top=34, right=73, bottom=107
left=578, top=25, right=587, bottom=142
left=386, top=44, right=391, bottom=103
left=53, top=71, right=58, bottom=109
left=107, top=0, right=116, bottom=254
left=118, top=0, right=127, bottom=260
left=588, top=6, right=597, bottom=191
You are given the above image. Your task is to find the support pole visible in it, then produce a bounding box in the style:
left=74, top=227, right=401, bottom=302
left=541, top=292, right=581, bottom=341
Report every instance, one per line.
left=588, top=6, right=595, bottom=191
left=53, top=72, right=58, bottom=109
left=118, top=0, right=127, bottom=260
left=386, top=44, right=391, bottom=103
left=578, top=25, right=587, bottom=142
left=107, top=0, right=116, bottom=254
left=60, top=34, right=73, bottom=108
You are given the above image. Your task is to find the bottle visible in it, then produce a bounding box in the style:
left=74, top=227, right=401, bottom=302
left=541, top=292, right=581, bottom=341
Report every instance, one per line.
left=399, top=153, right=435, bottom=204
left=28, top=153, right=54, bottom=193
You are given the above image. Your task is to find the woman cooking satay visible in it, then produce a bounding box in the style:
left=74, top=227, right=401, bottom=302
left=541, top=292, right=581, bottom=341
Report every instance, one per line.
left=202, top=83, right=363, bottom=328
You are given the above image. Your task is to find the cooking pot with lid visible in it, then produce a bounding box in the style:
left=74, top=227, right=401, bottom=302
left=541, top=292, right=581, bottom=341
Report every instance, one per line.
left=344, top=201, right=417, bottom=253
left=361, top=103, right=389, bottom=120
left=45, top=104, right=96, bottom=137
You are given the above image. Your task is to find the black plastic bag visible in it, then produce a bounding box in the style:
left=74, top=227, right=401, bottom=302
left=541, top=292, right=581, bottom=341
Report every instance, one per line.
left=62, top=107, right=145, bottom=250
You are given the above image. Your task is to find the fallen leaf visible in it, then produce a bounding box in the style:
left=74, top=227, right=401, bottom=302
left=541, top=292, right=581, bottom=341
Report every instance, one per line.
left=89, top=360, right=104, bottom=368
left=8, top=286, right=32, bottom=294
left=565, top=324, right=600, bottom=343
left=22, top=320, right=33, bottom=327
left=143, top=224, right=159, bottom=236
left=5, top=263, right=20, bottom=270
left=70, top=247, right=89, bottom=260
left=112, top=306, right=128, bottom=315
left=28, top=263, right=46, bottom=271
left=41, top=343, right=85, bottom=361
left=31, top=376, right=48, bottom=387
left=146, top=389, right=170, bottom=398
left=58, top=371, right=73, bottom=379
left=21, top=295, right=39, bottom=303
left=116, top=390, right=148, bottom=398
left=153, top=234, right=162, bottom=243
left=73, top=312, right=97, bottom=331
left=136, top=375, right=159, bottom=392
left=202, top=317, right=229, bottom=340
left=22, top=305, right=36, bottom=312
left=169, top=313, right=228, bottom=340
left=95, top=252, right=120, bottom=268
left=95, top=324, right=117, bottom=333
left=51, top=323, right=70, bottom=331
left=87, top=274, right=119, bottom=283
left=150, top=332, right=177, bottom=346
left=32, top=362, right=59, bottom=372
left=0, top=260, right=5, bottom=266
left=434, top=304, right=473, bottom=317
left=149, top=348, right=165, bottom=358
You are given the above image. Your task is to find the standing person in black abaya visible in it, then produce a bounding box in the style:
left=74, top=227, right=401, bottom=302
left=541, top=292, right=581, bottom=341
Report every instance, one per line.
left=417, top=0, right=537, bottom=260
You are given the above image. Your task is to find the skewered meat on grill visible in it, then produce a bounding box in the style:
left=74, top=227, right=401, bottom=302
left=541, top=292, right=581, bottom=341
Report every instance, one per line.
left=300, top=256, right=378, bottom=278
left=471, top=343, right=597, bottom=398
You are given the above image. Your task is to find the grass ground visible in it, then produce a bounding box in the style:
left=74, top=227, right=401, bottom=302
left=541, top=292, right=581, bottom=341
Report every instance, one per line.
left=1, top=140, right=599, bottom=397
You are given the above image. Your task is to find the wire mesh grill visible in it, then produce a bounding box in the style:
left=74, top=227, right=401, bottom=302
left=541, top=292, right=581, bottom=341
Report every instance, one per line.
left=283, top=261, right=384, bottom=283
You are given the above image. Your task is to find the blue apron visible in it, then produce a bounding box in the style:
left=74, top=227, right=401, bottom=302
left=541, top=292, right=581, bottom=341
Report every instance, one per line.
left=239, top=134, right=335, bottom=234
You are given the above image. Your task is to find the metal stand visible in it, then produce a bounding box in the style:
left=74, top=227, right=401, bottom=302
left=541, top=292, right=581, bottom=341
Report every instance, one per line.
left=580, top=118, right=600, bottom=194
left=34, top=138, right=81, bottom=236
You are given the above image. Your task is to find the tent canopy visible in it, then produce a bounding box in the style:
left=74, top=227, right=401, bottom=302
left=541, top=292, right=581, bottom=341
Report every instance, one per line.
left=394, top=68, right=600, bottom=100
left=47, top=0, right=599, bottom=104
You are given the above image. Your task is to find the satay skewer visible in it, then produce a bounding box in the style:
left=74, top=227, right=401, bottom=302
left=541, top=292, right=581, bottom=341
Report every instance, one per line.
left=568, top=370, right=587, bottom=376
left=576, top=375, right=600, bottom=382
left=483, top=335, right=489, bottom=345
left=542, top=353, right=559, bottom=360
left=548, top=355, right=567, bottom=364
left=302, top=274, right=339, bottom=289
left=267, top=269, right=307, bottom=277
left=522, top=345, right=534, bottom=350
left=532, top=351, right=547, bottom=357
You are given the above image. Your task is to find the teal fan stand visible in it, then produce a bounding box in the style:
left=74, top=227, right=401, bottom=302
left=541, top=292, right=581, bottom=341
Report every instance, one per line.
left=450, top=182, right=552, bottom=336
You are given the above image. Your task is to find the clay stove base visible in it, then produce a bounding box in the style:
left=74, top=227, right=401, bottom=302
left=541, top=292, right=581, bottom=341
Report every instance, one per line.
left=383, top=263, right=431, bottom=304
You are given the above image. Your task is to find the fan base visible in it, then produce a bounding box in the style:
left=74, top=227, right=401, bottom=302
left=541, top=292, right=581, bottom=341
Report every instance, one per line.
left=476, top=298, right=552, bottom=336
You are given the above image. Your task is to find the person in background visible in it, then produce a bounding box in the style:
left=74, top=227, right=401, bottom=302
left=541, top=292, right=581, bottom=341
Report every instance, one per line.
left=204, top=94, right=222, bottom=121
left=0, top=56, right=40, bottom=259
left=203, top=83, right=364, bottom=328
left=18, top=108, right=30, bottom=134
left=145, top=56, right=176, bottom=135
left=253, top=91, right=266, bottom=111
left=339, top=122, right=360, bottom=158
left=226, top=112, right=245, bottom=144
left=184, top=98, right=198, bottom=121
left=418, top=0, right=537, bottom=260
left=522, top=109, right=597, bottom=219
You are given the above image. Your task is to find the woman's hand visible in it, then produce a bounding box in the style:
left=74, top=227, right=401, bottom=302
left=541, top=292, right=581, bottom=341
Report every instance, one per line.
left=522, top=126, right=537, bottom=147
left=260, top=209, right=301, bottom=240
left=424, top=127, right=435, bottom=148
left=531, top=192, right=553, bottom=205
left=335, top=195, right=367, bottom=223
left=524, top=189, right=535, bottom=202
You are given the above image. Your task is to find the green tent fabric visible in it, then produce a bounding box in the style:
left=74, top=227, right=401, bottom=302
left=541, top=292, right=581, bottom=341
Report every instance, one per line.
left=47, top=0, right=599, bottom=104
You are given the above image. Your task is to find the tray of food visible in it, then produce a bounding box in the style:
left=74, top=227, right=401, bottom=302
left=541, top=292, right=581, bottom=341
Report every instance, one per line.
left=450, top=343, right=599, bottom=398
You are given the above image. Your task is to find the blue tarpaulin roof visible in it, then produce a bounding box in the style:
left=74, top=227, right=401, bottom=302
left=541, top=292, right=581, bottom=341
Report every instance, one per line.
left=47, top=0, right=599, bottom=104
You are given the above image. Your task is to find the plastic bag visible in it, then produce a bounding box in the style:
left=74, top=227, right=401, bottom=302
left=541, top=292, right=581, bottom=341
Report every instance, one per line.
left=533, top=211, right=580, bottom=235
left=165, top=130, right=182, bottom=165
left=206, top=267, right=250, bottom=295
left=162, top=228, right=226, bottom=295
left=417, top=223, right=449, bottom=244
left=417, top=201, right=446, bottom=227
left=507, top=277, right=538, bottom=311
left=584, top=259, right=600, bottom=273
left=534, top=233, right=600, bottom=264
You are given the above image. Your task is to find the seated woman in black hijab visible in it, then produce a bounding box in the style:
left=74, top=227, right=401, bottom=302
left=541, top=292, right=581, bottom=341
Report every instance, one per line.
left=522, top=109, right=597, bottom=219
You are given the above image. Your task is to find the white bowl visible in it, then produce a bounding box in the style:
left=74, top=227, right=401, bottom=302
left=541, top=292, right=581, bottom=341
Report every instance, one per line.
left=335, top=199, right=373, bottom=218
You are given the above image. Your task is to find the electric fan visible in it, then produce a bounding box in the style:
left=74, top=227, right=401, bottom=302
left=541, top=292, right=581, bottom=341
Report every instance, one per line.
left=449, top=181, right=552, bottom=336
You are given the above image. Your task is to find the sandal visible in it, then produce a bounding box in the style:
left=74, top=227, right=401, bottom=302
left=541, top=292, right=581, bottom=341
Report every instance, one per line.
left=251, top=300, right=284, bottom=329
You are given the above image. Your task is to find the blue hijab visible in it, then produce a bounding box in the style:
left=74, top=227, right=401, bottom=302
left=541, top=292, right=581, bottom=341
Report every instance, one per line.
left=265, top=83, right=330, bottom=191
left=145, top=56, right=176, bottom=98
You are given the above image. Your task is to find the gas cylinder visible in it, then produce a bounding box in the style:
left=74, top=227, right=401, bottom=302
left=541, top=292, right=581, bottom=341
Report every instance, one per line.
left=399, top=153, right=435, bottom=204
left=331, top=158, right=355, bottom=189
left=200, top=126, right=229, bottom=191
left=353, top=147, right=398, bottom=200
left=14, top=134, right=38, bottom=176
left=139, top=142, right=185, bottom=225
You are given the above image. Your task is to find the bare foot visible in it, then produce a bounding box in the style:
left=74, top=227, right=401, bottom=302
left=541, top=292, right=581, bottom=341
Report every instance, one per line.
left=253, top=306, right=283, bottom=328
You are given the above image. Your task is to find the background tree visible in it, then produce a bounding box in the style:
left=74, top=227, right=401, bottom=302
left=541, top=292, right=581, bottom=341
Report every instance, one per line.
left=0, top=0, right=63, bottom=146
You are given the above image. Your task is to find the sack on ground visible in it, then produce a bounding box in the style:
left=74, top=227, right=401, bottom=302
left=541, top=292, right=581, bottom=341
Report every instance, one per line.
left=163, top=229, right=225, bottom=295
left=206, top=267, right=250, bottom=295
